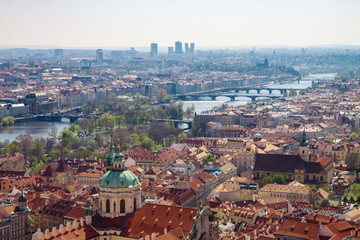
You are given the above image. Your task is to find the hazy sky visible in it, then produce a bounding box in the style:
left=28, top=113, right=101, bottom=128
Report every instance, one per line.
left=1, top=0, right=360, bottom=48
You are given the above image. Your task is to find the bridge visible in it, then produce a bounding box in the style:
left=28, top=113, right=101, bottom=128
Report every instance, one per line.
left=175, top=86, right=303, bottom=101
left=178, top=93, right=283, bottom=102
left=15, top=114, right=83, bottom=123
left=151, top=119, right=192, bottom=129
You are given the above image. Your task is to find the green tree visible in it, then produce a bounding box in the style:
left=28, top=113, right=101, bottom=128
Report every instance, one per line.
left=322, top=184, right=330, bottom=192
left=272, top=174, right=286, bottom=185
left=262, top=176, right=273, bottom=186
left=350, top=195, right=355, bottom=203
left=4, top=142, right=19, bottom=155
left=95, top=133, right=104, bottom=147
left=1, top=116, right=15, bottom=126
left=141, top=136, right=156, bottom=151
left=311, top=185, right=317, bottom=192
left=202, top=154, right=216, bottom=163
left=349, top=132, right=359, bottom=142
left=51, top=149, right=61, bottom=159
left=130, top=133, right=141, bottom=147
left=33, top=138, right=45, bottom=162
left=343, top=194, right=348, bottom=203
left=320, top=199, right=330, bottom=207
left=346, top=151, right=360, bottom=170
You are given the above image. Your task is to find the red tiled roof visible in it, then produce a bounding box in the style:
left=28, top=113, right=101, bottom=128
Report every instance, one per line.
left=121, top=203, right=198, bottom=238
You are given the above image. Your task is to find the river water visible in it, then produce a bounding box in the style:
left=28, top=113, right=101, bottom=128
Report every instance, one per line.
left=0, top=73, right=336, bottom=141
left=0, top=121, right=72, bottom=143
left=182, top=73, right=336, bottom=114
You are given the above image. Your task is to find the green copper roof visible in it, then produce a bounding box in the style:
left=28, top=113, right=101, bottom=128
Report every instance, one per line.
left=300, top=130, right=309, bottom=147
left=18, top=190, right=27, bottom=202
left=105, top=142, right=116, bottom=167
left=114, top=150, right=124, bottom=162
left=99, top=170, right=140, bottom=188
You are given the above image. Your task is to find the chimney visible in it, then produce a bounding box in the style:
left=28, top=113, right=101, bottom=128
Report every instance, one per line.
left=52, top=227, right=56, bottom=237
left=37, top=228, right=41, bottom=239
left=145, top=235, right=150, bottom=240
left=164, top=228, right=167, bottom=234
left=59, top=224, right=64, bottom=235
left=304, top=227, right=309, bottom=235
left=66, top=222, right=71, bottom=232
left=80, top=218, right=84, bottom=227
left=86, top=215, right=92, bottom=225
left=151, top=232, right=156, bottom=240
left=45, top=229, right=49, bottom=240
left=73, top=220, right=78, bottom=229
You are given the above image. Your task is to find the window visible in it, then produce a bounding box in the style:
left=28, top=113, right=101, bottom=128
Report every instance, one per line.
left=114, top=201, right=116, bottom=213
left=120, top=199, right=125, bottom=213
left=106, top=199, right=110, bottom=213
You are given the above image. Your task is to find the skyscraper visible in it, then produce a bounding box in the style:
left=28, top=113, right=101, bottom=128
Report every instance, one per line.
left=54, top=49, right=63, bottom=57
left=150, top=43, right=158, bottom=56
left=168, top=47, right=174, bottom=55
left=96, top=49, right=103, bottom=65
left=190, top=43, right=195, bottom=53
left=175, top=41, right=182, bottom=54
left=185, top=43, right=189, bottom=53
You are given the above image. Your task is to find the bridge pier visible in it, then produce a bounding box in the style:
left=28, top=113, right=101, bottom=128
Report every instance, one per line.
left=268, top=89, right=272, bottom=94
left=257, top=89, right=261, bottom=94
left=250, top=96, right=257, bottom=102
left=230, top=95, right=236, bottom=101
left=246, top=89, right=250, bottom=94
left=210, top=96, right=217, bottom=100
left=280, top=89, right=284, bottom=94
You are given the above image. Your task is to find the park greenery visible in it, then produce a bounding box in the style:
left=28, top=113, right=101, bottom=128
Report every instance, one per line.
left=342, top=183, right=360, bottom=204
left=261, top=174, right=286, bottom=186
left=1, top=116, right=15, bottom=126
left=202, top=154, right=216, bottom=163
left=0, top=93, right=192, bottom=173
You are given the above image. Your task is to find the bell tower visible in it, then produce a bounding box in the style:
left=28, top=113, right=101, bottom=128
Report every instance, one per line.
left=299, top=130, right=310, bottom=162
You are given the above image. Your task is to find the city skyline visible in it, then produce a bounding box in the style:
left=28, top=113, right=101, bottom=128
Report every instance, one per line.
left=1, top=0, right=360, bottom=48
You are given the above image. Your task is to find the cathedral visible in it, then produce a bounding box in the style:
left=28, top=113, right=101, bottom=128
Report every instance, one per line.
left=32, top=143, right=210, bottom=239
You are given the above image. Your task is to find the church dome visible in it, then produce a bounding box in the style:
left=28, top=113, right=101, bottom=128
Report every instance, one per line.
left=99, top=170, right=140, bottom=189
left=18, top=191, right=27, bottom=202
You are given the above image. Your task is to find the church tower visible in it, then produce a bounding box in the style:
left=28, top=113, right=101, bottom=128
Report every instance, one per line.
left=98, top=145, right=141, bottom=218
left=299, top=130, right=310, bottom=162
left=13, top=191, right=31, bottom=239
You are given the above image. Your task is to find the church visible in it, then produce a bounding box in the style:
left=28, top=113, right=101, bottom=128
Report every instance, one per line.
left=254, top=131, right=334, bottom=185
left=32, top=143, right=210, bottom=240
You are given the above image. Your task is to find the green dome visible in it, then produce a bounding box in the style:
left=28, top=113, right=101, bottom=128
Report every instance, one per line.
left=99, top=170, right=140, bottom=188
left=18, top=191, right=27, bottom=202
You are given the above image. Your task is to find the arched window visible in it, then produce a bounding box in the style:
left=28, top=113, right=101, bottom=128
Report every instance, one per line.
left=120, top=199, right=125, bottom=213
left=114, top=201, right=116, bottom=213
left=134, top=197, right=137, bottom=211
left=106, top=199, right=110, bottom=213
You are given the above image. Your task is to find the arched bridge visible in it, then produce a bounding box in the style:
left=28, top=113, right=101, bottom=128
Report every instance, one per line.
left=178, top=93, right=282, bottom=102
left=176, top=86, right=303, bottom=101
left=151, top=119, right=192, bottom=129
left=37, top=115, right=82, bottom=123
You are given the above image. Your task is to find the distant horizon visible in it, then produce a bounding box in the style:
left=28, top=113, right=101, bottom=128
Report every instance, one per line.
left=1, top=43, right=360, bottom=51
left=1, top=0, right=360, bottom=48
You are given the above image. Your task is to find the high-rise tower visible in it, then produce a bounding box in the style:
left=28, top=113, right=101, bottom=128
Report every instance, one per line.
left=175, top=41, right=182, bottom=54
left=150, top=43, right=158, bottom=56
left=96, top=49, right=103, bottom=65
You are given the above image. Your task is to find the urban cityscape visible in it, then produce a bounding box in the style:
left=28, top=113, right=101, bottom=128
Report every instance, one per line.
left=1, top=0, right=360, bottom=240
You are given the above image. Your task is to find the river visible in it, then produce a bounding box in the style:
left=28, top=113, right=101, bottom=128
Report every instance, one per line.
left=0, top=121, right=72, bottom=143
left=0, top=73, right=336, bottom=141
left=182, top=73, right=336, bottom=114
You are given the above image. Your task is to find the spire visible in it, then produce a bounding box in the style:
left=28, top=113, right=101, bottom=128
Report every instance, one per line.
left=105, top=142, right=115, bottom=168
left=300, top=130, right=309, bottom=147
left=86, top=196, right=93, bottom=216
